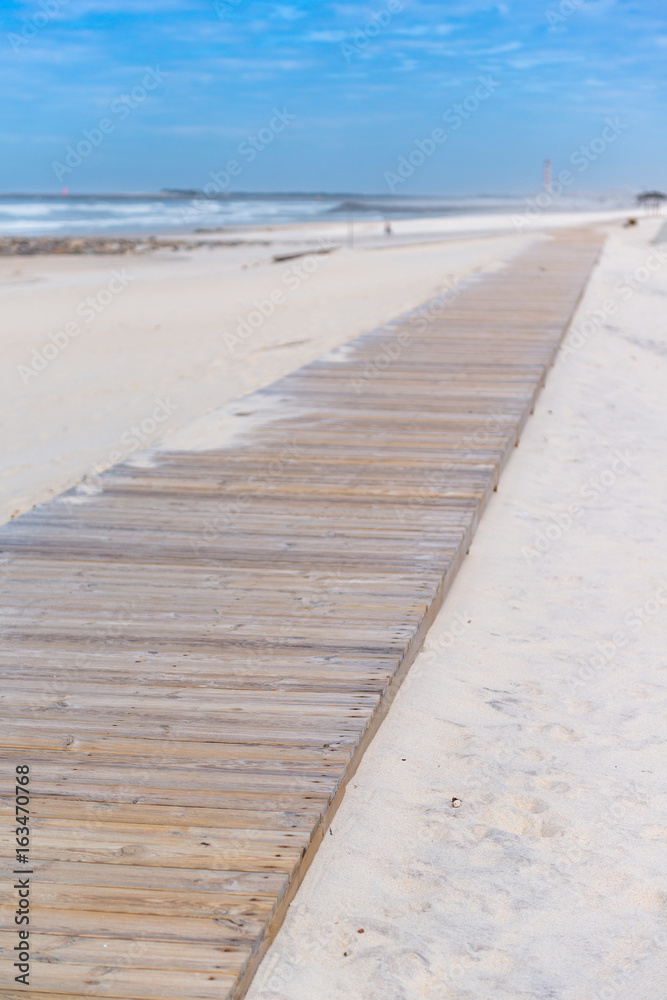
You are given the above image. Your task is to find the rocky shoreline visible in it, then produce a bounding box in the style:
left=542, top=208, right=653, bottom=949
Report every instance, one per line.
left=0, top=235, right=270, bottom=255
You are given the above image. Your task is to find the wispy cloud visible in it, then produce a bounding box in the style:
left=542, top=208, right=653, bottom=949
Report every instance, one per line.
left=274, top=5, right=307, bottom=20
left=67, top=0, right=196, bottom=12
left=1, top=0, right=664, bottom=193
left=306, top=30, right=346, bottom=42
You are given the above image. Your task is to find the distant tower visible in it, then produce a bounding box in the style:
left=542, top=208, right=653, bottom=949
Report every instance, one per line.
left=543, top=158, right=552, bottom=194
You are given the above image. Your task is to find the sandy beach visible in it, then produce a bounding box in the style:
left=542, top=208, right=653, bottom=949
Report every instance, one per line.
left=5, top=0, right=666, bottom=993
left=4, top=0, right=665, bottom=994
left=0, top=209, right=636, bottom=526
left=2, top=209, right=664, bottom=1000
left=0, top=218, right=522, bottom=525
left=239, top=215, right=667, bottom=999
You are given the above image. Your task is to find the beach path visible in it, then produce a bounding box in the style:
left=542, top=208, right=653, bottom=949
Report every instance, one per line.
left=0, top=228, right=603, bottom=1000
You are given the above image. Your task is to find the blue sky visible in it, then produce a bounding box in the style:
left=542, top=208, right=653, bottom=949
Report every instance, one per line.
left=0, top=0, right=665, bottom=194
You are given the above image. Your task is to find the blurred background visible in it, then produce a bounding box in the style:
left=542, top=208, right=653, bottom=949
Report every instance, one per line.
left=0, top=0, right=665, bottom=233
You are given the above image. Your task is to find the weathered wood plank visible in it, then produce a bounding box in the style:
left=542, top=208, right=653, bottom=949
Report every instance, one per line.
left=0, top=230, right=603, bottom=999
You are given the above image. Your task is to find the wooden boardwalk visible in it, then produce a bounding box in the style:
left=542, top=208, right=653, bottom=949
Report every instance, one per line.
left=0, top=230, right=603, bottom=1000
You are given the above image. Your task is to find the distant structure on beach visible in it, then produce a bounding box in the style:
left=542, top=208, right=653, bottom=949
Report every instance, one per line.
left=543, top=158, right=552, bottom=194
left=637, top=190, right=666, bottom=214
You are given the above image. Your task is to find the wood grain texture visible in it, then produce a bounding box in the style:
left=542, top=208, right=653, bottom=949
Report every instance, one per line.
left=0, top=230, right=603, bottom=999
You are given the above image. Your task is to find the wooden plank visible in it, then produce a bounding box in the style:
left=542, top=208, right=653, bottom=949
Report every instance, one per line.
left=0, top=230, right=603, bottom=999
left=0, top=931, right=250, bottom=972
left=0, top=967, right=237, bottom=999
left=0, top=905, right=271, bottom=944
left=1, top=860, right=287, bottom=894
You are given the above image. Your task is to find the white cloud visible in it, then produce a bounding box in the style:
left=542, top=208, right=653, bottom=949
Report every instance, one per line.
left=44, top=0, right=196, bottom=14
left=394, top=25, right=430, bottom=36
left=307, top=30, right=346, bottom=42
left=274, top=5, right=307, bottom=20
left=153, top=123, right=243, bottom=138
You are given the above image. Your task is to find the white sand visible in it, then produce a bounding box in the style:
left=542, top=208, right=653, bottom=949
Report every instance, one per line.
left=3, top=208, right=663, bottom=997
left=0, top=208, right=636, bottom=524
left=0, top=219, right=537, bottom=525
left=244, top=218, right=667, bottom=1000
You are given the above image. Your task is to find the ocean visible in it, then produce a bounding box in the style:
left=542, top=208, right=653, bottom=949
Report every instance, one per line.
left=0, top=191, right=635, bottom=237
